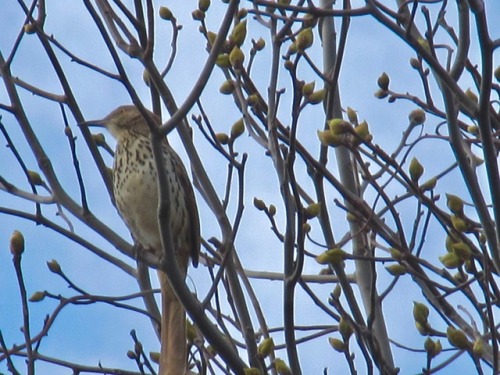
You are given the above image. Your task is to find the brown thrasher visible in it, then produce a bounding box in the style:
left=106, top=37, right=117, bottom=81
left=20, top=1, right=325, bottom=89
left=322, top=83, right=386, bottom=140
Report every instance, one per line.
left=83, top=105, right=199, bottom=375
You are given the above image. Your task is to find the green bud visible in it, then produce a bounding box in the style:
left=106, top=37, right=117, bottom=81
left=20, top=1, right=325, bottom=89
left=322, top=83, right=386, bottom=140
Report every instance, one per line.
left=346, top=107, right=358, bottom=125
left=92, top=133, right=106, bottom=147
left=159, top=6, right=173, bottom=20
left=354, top=121, right=370, bottom=141
left=467, top=125, right=479, bottom=135
left=446, top=194, right=464, bottom=215
left=495, top=66, right=500, bottom=82
left=47, top=259, right=62, bottom=274
left=219, top=79, right=235, bottom=95
left=465, top=88, right=478, bottom=103
left=328, top=118, right=352, bottom=134
left=452, top=242, right=472, bottom=260
left=230, top=20, right=247, bottom=47
left=186, top=319, right=196, bottom=342
left=301, top=81, right=315, bottom=97
left=229, top=46, right=245, bottom=68
left=316, top=248, right=347, bottom=265
left=258, top=337, right=274, bottom=357
left=207, top=31, right=217, bottom=46
left=28, top=170, right=43, bottom=186
left=198, top=0, right=210, bottom=12
left=374, top=89, right=388, bottom=99
left=29, top=291, right=45, bottom=302
left=191, top=9, right=205, bottom=21
left=305, top=202, right=321, bottom=218
left=389, top=247, right=403, bottom=260
left=24, top=23, right=36, bottom=34
left=317, top=130, right=343, bottom=147
left=409, top=58, right=420, bottom=69
left=413, top=301, right=429, bottom=325
left=273, top=358, right=291, bottom=375
left=332, top=284, right=341, bottom=299
left=216, top=53, right=231, bottom=68
left=451, top=215, right=468, bottom=232
left=446, top=326, right=469, bottom=349
left=10, top=230, right=25, bottom=256
left=215, top=133, right=229, bottom=145
left=409, top=157, right=424, bottom=183
left=439, top=252, right=463, bottom=269
left=307, top=89, right=326, bottom=104
left=254, top=37, right=266, bottom=51
left=339, top=317, right=353, bottom=340
left=385, top=264, right=407, bottom=276
left=230, top=118, right=245, bottom=139
left=328, top=337, right=344, bottom=352
left=409, top=109, right=426, bottom=125
left=377, top=72, right=390, bottom=90
left=421, top=177, right=437, bottom=191
left=268, top=205, right=276, bottom=216
left=296, top=27, right=314, bottom=51
left=253, top=198, right=266, bottom=211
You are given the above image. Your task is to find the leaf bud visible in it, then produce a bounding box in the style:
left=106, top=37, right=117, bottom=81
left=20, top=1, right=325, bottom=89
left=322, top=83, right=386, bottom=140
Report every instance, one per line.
left=198, top=0, right=210, bottom=12
left=296, top=27, right=314, bottom=51
left=186, top=319, right=196, bottom=342
left=374, top=89, right=388, bottom=99
left=328, top=118, right=352, bottom=134
left=409, top=109, right=426, bottom=125
left=439, top=252, right=463, bottom=269
left=446, top=194, right=464, bottom=215
left=254, top=37, right=266, bottom=51
left=28, top=170, right=43, bottom=186
left=24, top=23, right=36, bottom=34
left=409, top=157, right=424, bottom=183
left=29, top=291, right=45, bottom=302
left=328, top=337, right=344, bottom=352
left=409, top=57, right=420, bottom=69
left=389, top=247, right=403, bottom=260
left=451, top=215, right=468, bottom=232
left=316, top=248, right=346, bottom=265
left=273, top=358, right=291, bottom=375
left=495, top=66, right=500, bottom=82
left=446, top=326, right=469, bottom=349
left=301, top=81, right=315, bottom=97
left=346, top=107, right=358, bottom=125
left=127, top=350, right=136, bottom=359
left=206, top=31, right=217, bottom=46
left=465, top=88, right=478, bottom=104
left=452, top=242, right=472, bottom=260
left=237, top=8, right=248, bottom=20
left=159, top=6, right=173, bottom=20
left=191, top=9, right=205, bottom=21
left=258, top=337, right=275, bottom=357
left=354, top=121, right=370, bottom=141
left=219, top=79, right=235, bottom=95
left=229, top=46, right=245, bottom=68
left=339, top=317, right=353, bottom=340
left=230, top=118, right=245, bottom=139
left=421, top=177, right=437, bottom=191
left=412, top=302, right=429, bottom=325
left=377, top=72, right=390, bottom=90
left=385, top=264, right=407, bottom=276
left=317, top=130, right=344, bottom=147
left=253, top=198, right=266, bottom=211
left=268, top=205, right=276, bottom=216
left=47, top=259, right=62, bottom=274
left=92, top=133, right=106, bottom=147
left=230, top=20, right=247, bottom=47
left=215, top=53, right=231, bottom=68
left=215, top=133, right=229, bottom=145
left=305, top=202, right=321, bottom=219
left=307, top=89, right=326, bottom=104
left=10, top=230, right=25, bottom=256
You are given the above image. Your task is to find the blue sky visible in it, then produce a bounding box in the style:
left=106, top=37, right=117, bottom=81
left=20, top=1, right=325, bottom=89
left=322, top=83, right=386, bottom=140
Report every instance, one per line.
left=1, top=1, right=499, bottom=374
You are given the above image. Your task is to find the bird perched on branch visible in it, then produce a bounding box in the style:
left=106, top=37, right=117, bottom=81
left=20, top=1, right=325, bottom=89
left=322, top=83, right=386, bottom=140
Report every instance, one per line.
left=82, top=105, right=200, bottom=375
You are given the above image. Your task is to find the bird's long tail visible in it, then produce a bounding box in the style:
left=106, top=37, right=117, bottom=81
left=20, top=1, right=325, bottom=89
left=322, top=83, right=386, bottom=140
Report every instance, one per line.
left=158, top=271, right=187, bottom=375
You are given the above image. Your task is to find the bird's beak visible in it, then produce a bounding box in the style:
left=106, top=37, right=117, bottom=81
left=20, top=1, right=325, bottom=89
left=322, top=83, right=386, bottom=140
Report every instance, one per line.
left=78, top=119, right=107, bottom=128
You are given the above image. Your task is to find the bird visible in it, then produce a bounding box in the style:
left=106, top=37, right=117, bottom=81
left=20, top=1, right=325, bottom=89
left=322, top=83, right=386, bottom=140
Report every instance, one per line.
left=82, top=105, right=200, bottom=375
